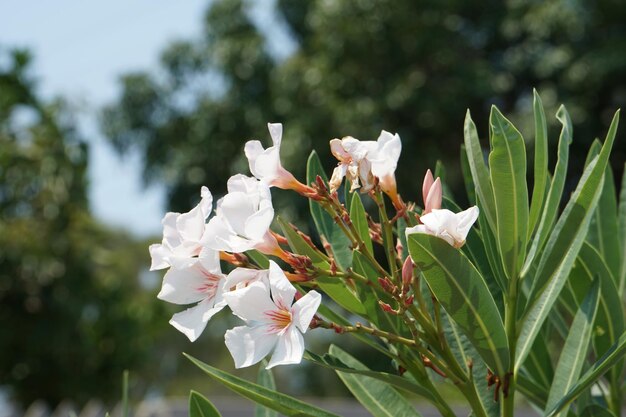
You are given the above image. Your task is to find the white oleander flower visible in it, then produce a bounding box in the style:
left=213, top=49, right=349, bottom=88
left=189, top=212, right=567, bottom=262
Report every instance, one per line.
left=329, top=131, right=401, bottom=202
left=157, top=248, right=227, bottom=342
left=223, top=261, right=321, bottom=369
left=149, top=186, right=212, bottom=271
left=368, top=130, right=402, bottom=200
left=406, top=206, right=479, bottom=248
left=421, top=169, right=442, bottom=214
left=245, top=123, right=301, bottom=190
left=203, top=174, right=280, bottom=255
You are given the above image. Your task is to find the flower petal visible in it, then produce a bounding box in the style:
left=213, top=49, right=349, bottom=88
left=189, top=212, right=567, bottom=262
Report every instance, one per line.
left=158, top=266, right=209, bottom=305
left=292, top=290, right=321, bottom=333
left=245, top=140, right=265, bottom=174
left=225, top=325, right=278, bottom=368
left=149, top=243, right=170, bottom=270
left=170, top=298, right=224, bottom=342
left=223, top=281, right=277, bottom=323
left=244, top=205, right=274, bottom=242
left=268, top=123, right=283, bottom=145
left=224, top=267, right=268, bottom=291
left=267, top=326, right=305, bottom=368
left=454, top=206, right=479, bottom=241
left=268, top=261, right=296, bottom=308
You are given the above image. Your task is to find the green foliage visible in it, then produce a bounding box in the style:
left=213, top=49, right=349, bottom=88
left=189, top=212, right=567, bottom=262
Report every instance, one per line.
left=0, top=49, right=169, bottom=406
left=189, top=391, right=223, bottom=417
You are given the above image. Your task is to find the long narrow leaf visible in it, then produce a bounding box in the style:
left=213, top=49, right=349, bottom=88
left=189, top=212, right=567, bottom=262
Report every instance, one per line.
left=185, top=354, right=341, bottom=417
left=189, top=391, right=223, bottom=417
left=489, top=106, right=529, bottom=279
left=407, top=234, right=509, bottom=376
left=464, top=110, right=497, bottom=231
left=304, top=350, right=436, bottom=403
left=545, top=333, right=626, bottom=417
left=516, top=110, right=620, bottom=370
left=522, top=106, right=572, bottom=275
left=545, top=282, right=600, bottom=417
left=329, top=346, right=423, bottom=417
left=618, top=163, right=626, bottom=296
left=256, top=361, right=278, bottom=417
left=528, top=89, right=549, bottom=237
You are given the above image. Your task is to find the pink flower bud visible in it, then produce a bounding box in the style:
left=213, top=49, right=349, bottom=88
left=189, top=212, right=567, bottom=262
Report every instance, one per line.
left=402, top=256, right=414, bottom=290
left=424, top=177, right=442, bottom=214
left=422, top=169, right=434, bottom=203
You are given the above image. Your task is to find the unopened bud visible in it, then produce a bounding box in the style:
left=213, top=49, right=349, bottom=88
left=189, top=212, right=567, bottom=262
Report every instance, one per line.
left=424, top=177, right=442, bottom=214
left=422, top=169, right=434, bottom=204
left=404, top=295, right=415, bottom=306
left=402, top=256, right=414, bottom=292
left=396, top=238, right=403, bottom=259
left=378, top=301, right=397, bottom=314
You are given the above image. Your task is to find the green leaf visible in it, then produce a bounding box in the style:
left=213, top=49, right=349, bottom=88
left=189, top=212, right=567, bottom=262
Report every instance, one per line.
left=185, top=354, right=342, bottom=417
left=460, top=144, right=477, bottom=205
left=545, top=281, right=600, bottom=417
left=349, top=193, right=373, bottom=254
left=516, top=110, right=620, bottom=371
left=246, top=250, right=270, bottom=269
left=587, top=166, right=621, bottom=281
left=528, top=89, right=549, bottom=238
left=464, top=110, right=496, bottom=231
left=522, top=105, right=572, bottom=275
left=189, top=391, right=222, bottom=417
left=517, top=373, right=548, bottom=409
left=545, top=332, right=626, bottom=417
left=306, top=151, right=353, bottom=270
left=256, top=361, right=278, bottom=417
left=304, top=349, right=436, bottom=403
left=407, top=234, right=509, bottom=376
left=618, top=164, right=626, bottom=296
left=579, top=405, right=618, bottom=417
left=488, top=105, right=529, bottom=279
left=519, top=331, right=554, bottom=391
left=277, top=216, right=327, bottom=265
left=328, top=345, right=423, bottom=417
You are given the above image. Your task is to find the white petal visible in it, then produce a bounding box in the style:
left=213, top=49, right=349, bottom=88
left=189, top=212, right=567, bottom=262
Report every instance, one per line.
left=267, top=326, right=305, bottom=368
left=244, top=205, right=274, bottom=241
left=225, top=325, right=278, bottom=368
left=268, top=261, right=296, bottom=308
left=267, top=123, right=283, bottom=147
left=176, top=203, right=206, bottom=243
left=197, top=247, right=222, bottom=275
left=329, top=164, right=348, bottom=192
left=227, top=174, right=260, bottom=194
left=223, top=281, right=277, bottom=322
left=203, top=216, right=234, bottom=251
left=252, top=148, right=281, bottom=181
left=199, top=186, right=213, bottom=218
left=405, top=224, right=431, bottom=238
left=170, top=299, right=224, bottom=342
left=245, top=140, right=265, bottom=171
left=330, top=139, right=350, bottom=161
left=158, top=266, right=208, bottom=305
left=224, top=267, right=268, bottom=290
left=161, top=212, right=180, bottom=240
left=292, top=290, right=322, bottom=333
left=149, top=243, right=171, bottom=270
left=218, top=192, right=256, bottom=237
left=454, top=206, right=479, bottom=241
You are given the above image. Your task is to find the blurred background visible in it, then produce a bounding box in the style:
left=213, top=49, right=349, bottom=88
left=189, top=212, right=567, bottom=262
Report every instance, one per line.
left=1, top=0, right=625, bottom=414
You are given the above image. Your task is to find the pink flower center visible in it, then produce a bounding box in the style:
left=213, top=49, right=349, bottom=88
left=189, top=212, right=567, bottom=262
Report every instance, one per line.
left=196, top=268, right=223, bottom=298
left=265, top=307, right=292, bottom=333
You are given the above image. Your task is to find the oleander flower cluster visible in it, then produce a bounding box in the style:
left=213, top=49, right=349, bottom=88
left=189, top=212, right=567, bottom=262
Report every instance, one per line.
left=150, top=122, right=478, bottom=369
left=152, top=97, right=626, bottom=417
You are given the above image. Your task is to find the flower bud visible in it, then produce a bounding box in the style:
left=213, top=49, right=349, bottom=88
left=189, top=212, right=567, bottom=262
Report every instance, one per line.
left=401, top=256, right=414, bottom=291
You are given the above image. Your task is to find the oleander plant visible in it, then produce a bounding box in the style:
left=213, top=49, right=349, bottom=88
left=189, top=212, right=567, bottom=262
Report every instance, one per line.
left=151, top=91, right=626, bottom=417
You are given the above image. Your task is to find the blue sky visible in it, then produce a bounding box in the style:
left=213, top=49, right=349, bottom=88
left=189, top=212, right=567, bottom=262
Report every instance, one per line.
left=0, top=0, right=209, bottom=236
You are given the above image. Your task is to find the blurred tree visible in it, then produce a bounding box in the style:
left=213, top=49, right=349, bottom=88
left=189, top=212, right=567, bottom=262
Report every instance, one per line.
left=102, top=0, right=625, bottom=211
left=0, top=48, right=169, bottom=407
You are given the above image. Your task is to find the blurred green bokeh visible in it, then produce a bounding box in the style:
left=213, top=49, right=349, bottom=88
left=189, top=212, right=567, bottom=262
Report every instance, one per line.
left=2, top=0, right=626, bottom=409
